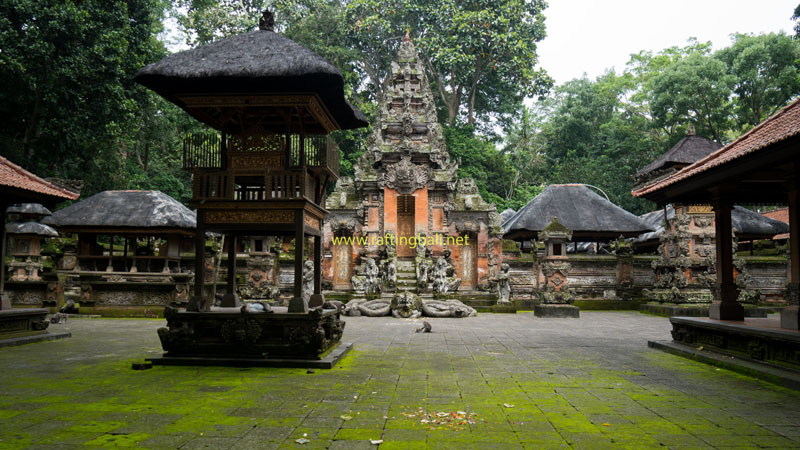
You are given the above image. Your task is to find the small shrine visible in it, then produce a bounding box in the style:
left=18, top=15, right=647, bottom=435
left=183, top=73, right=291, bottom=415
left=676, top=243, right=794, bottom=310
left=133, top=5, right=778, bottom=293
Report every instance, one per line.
left=534, top=218, right=579, bottom=317
left=134, top=10, right=366, bottom=366
left=5, top=204, right=58, bottom=282
left=322, top=34, right=504, bottom=301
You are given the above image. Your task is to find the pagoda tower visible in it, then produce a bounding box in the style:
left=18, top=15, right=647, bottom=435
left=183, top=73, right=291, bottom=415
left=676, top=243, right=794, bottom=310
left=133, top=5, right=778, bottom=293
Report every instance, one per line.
left=323, top=34, right=503, bottom=294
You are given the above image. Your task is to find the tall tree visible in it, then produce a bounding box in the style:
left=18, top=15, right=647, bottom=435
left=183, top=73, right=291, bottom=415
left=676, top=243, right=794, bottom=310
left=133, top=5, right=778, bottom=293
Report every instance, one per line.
left=345, top=0, right=552, bottom=126
left=0, top=0, right=177, bottom=196
left=716, top=32, right=800, bottom=129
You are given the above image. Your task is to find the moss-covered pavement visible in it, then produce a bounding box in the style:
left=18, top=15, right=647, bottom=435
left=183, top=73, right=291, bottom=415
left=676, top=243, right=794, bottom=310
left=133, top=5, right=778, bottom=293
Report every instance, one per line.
left=1, top=312, right=799, bottom=449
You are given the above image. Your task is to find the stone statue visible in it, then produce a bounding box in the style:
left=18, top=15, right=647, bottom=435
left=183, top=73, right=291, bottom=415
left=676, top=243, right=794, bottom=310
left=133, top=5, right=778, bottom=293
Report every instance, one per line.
left=497, top=263, right=511, bottom=304
left=421, top=299, right=477, bottom=318
left=363, top=258, right=381, bottom=295
left=416, top=257, right=431, bottom=289
left=391, top=290, right=422, bottom=318
left=302, top=260, right=314, bottom=298
left=385, top=258, right=397, bottom=288
left=431, top=257, right=461, bottom=294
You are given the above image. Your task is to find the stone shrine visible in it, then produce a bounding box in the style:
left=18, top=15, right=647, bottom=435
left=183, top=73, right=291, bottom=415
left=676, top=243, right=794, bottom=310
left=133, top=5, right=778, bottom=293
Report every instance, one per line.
left=323, top=34, right=503, bottom=297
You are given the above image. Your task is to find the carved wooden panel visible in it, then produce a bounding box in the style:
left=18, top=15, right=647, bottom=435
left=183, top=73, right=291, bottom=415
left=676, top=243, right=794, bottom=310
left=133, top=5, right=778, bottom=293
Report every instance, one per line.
left=304, top=214, right=321, bottom=230
left=460, top=235, right=477, bottom=287
left=397, top=195, right=415, bottom=258
left=205, top=210, right=294, bottom=224
left=230, top=153, right=282, bottom=169
left=333, top=241, right=352, bottom=287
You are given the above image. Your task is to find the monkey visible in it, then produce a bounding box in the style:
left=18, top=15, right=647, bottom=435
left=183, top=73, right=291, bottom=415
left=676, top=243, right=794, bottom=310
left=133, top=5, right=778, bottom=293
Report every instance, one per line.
left=415, top=321, right=432, bottom=333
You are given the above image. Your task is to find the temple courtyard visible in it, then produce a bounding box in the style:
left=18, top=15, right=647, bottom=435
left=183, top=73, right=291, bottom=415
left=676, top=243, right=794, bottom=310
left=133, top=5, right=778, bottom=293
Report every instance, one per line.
left=0, top=313, right=798, bottom=449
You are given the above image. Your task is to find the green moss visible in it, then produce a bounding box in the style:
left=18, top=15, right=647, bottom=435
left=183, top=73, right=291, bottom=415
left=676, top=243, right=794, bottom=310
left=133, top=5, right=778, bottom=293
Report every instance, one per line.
left=573, top=300, right=646, bottom=310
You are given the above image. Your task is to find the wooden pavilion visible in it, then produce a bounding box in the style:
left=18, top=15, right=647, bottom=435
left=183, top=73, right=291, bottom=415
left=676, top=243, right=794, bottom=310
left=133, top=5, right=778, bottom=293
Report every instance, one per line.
left=0, top=155, right=79, bottom=346
left=134, top=10, right=366, bottom=365
left=633, top=97, right=800, bottom=374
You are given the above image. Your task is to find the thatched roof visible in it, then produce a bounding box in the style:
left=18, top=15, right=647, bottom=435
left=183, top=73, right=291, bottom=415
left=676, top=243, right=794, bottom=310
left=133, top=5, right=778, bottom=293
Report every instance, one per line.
left=6, top=203, right=52, bottom=216
left=43, top=191, right=195, bottom=233
left=499, top=208, right=516, bottom=224
left=503, top=184, right=653, bottom=241
left=134, top=23, right=367, bottom=130
left=634, top=206, right=789, bottom=245
left=636, top=134, right=721, bottom=178
left=5, top=221, right=58, bottom=237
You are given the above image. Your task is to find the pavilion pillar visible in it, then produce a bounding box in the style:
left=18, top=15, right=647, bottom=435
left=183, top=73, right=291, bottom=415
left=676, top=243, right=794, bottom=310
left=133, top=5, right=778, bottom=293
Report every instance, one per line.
left=220, top=234, right=240, bottom=307
left=709, top=197, right=744, bottom=320
left=782, top=184, right=800, bottom=329
left=0, top=201, right=9, bottom=310
left=188, top=210, right=206, bottom=312
left=288, top=210, right=309, bottom=313
left=309, top=234, right=324, bottom=308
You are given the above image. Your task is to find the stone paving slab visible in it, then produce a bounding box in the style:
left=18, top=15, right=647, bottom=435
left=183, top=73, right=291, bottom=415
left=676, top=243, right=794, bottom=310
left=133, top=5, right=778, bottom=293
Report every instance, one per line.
left=0, top=312, right=799, bottom=449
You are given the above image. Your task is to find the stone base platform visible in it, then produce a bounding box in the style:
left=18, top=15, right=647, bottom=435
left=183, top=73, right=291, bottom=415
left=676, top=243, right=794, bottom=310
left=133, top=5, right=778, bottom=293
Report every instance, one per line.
left=148, top=342, right=352, bottom=369
left=534, top=304, right=580, bottom=318
left=491, top=304, right=517, bottom=313
left=0, top=308, right=71, bottom=348
left=665, top=316, right=800, bottom=373
left=640, top=302, right=773, bottom=318
left=155, top=306, right=346, bottom=364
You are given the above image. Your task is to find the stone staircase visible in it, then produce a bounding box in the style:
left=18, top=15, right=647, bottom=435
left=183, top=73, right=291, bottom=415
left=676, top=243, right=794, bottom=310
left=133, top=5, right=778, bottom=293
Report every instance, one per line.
left=395, top=259, right=417, bottom=292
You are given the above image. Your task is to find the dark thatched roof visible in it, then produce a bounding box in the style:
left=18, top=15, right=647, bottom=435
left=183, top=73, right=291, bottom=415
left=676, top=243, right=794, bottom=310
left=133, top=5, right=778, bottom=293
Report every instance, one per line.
left=5, top=221, right=58, bottom=237
left=634, top=206, right=789, bottom=245
left=502, top=184, right=653, bottom=241
left=43, top=191, right=195, bottom=232
left=134, top=29, right=367, bottom=130
left=636, top=134, right=722, bottom=178
left=499, top=208, right=516, bottom=224
left=6, top=203, right=51, bottom=216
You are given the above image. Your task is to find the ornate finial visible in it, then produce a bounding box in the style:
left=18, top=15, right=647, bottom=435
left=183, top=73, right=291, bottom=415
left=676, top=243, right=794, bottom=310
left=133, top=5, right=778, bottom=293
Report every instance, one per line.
left=688, top=123, right=696, bottom=136
left=404, top=29, right=410, bottom=42
left=259, top=10, right=275, bottom=31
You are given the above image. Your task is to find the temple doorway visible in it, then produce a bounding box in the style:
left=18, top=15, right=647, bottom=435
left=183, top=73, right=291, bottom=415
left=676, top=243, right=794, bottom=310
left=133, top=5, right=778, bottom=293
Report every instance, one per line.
left=397, top=194, right=415, bottom=258
left=459, top=233, right=477, bottom=288
left=333, top=235, right=352, bottom=288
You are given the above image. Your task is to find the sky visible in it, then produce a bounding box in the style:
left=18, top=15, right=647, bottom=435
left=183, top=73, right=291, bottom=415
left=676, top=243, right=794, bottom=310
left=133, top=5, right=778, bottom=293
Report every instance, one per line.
left=537, top=0, right=799, bottom=86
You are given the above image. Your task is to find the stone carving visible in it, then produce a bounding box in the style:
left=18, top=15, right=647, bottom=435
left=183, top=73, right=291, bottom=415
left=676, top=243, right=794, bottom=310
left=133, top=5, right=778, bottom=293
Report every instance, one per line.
left=343, top=297, right=476, bottom=318
left=496, top=263, right=511, bottom=303
left=383, top=155, right=429, bottom=194
left=220, top=318, right=262, bottom=344
left=391, top=290, right=422, bottom=318
left=353, top=257, right=382, bottom=295
left=431, top=257, right=461, bottom=294
left=302, top=260, right=314, bottom=298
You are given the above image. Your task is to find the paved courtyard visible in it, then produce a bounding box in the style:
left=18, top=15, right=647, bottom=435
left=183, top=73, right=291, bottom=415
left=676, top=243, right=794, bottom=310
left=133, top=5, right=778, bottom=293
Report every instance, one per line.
left=0, top=312, right=799, bottom=449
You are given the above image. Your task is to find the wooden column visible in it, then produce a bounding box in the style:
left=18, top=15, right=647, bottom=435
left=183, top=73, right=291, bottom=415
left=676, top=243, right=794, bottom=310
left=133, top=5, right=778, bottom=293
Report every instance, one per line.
left=188, top=210, right=206, bottom=311
left=782, top=185, right=800, bottom=329
left=709, top=198, right=744, bottom=320
left=0, top=201, right=9, bottom=310
left=308, top=234, right=325, bottom=308
left=288, top=210, right=308, bottom=312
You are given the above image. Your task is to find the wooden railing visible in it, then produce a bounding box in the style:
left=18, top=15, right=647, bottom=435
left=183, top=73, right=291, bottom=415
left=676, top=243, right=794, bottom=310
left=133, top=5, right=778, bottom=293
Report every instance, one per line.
left=184, top=133, right=339, bottom=176
left=183, top=133, right=222, bottom=170
left=194, top=171, right=311, bottom=202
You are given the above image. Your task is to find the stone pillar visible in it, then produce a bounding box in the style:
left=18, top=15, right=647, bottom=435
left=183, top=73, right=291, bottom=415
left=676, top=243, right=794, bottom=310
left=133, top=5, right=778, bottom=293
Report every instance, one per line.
left=289, top=210, right=308, bottom=313
left=782, top=185, right=800, bottom=329
left=220, top=234, right=240, bottom=307
left=709, top=198, right=744, bottom=320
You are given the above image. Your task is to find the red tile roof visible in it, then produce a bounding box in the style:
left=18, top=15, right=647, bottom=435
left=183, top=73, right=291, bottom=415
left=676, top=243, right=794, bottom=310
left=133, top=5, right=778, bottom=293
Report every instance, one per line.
left=763, top=208, right=789, bottom=240
left=633, top=97, right=800, bottom=197
left=0, top=155, right=80, bottom=201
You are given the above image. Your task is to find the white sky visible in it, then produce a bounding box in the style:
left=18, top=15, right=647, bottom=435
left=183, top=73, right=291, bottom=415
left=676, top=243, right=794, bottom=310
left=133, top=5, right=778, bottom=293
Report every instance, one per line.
left=538, top=0, right=799, bottom=85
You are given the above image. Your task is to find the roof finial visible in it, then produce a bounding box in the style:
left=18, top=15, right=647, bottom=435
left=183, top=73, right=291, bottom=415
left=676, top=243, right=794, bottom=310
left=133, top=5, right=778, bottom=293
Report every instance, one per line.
left=404, top=29, right=410, bottom=42
left=259, top=10, right=275, bottom=31
left=688, top=123, right=695, bottom=136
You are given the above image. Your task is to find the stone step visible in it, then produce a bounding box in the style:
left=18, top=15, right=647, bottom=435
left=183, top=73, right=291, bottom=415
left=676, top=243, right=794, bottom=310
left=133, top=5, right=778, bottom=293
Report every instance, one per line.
left=460, top=299, right=496, bottom=307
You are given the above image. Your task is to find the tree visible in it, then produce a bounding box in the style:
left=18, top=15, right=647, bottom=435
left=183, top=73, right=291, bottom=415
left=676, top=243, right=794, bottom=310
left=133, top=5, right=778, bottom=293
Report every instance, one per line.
left=345, top=0, right=552, bottom=126
left=650, top=53, right=734, bottom=142
left=716, top=33, right=800, bottom=129
left=0, top=0, right=180, bottom=197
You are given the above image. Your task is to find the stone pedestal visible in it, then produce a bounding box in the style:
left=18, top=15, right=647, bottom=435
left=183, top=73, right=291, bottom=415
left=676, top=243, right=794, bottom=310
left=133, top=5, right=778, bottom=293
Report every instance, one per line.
left=220, top=293, right=241, bottom=308
left=0, top=308, right=71, bottom=347
left=709, top=283, right=744, bottom=320
left=534, top=304, right=580, bottom=318
left=153, top=306, right=346, bottom=364
left=309, top=293, right=325, bottom=308
left=288, top=296, right=309, bottom=313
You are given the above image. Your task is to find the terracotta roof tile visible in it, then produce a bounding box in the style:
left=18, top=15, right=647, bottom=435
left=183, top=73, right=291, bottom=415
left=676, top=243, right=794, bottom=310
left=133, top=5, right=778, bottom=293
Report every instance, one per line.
left=0, top=155, right=80, bottom=201
left=633, top=97, right=800, bottom=197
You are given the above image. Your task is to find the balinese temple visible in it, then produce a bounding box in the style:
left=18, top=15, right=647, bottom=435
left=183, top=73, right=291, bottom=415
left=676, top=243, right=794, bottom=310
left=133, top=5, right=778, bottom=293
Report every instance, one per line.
left=322, top=35, right=503, bottom=293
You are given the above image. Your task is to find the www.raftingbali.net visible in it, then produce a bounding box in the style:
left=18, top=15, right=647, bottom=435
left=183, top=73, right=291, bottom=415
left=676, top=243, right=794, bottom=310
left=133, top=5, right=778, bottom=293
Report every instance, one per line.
left=331, top=234, right=469, bottom=249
